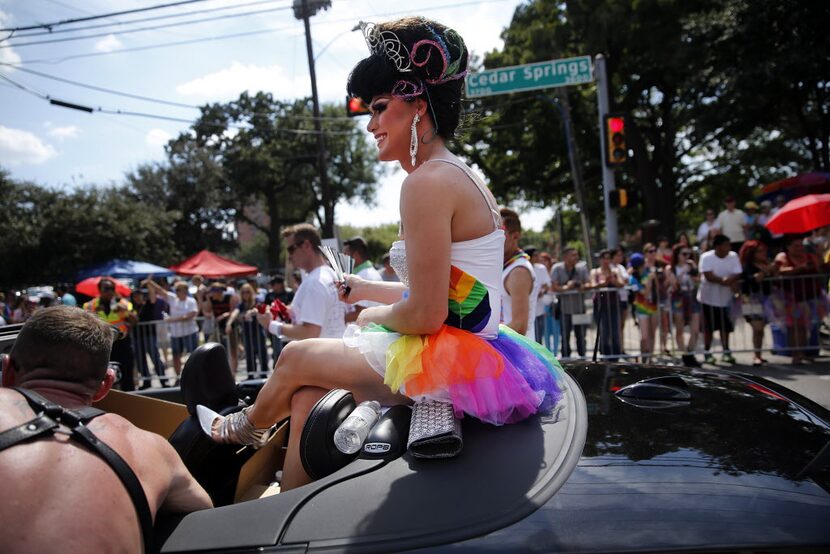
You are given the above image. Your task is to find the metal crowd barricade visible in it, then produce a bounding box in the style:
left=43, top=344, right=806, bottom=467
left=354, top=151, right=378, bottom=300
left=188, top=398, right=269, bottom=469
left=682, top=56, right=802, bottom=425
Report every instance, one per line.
left=131, top=315, right=277, bottom=389
left=541, top=274, right=830, bottom=363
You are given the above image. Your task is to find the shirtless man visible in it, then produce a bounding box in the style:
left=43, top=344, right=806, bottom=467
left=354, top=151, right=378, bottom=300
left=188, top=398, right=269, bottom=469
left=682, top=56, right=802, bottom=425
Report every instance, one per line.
left=0, top=306, right=212, bottom=553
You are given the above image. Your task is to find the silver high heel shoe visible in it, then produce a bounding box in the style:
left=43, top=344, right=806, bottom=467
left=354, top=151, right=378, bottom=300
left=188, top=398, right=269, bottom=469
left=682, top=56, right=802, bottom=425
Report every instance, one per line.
left=197, top=404, right=275, bottom=448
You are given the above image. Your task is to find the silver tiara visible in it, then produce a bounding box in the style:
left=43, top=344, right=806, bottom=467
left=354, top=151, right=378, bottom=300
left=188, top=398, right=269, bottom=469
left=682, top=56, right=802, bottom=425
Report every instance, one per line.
left=360, top=21, right=413, bottom=73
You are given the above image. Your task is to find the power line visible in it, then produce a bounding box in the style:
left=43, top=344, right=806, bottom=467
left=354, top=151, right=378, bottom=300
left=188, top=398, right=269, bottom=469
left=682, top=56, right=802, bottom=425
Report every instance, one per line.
left=0, top=63, right=199, bottom=108
left=0, top=0, right=212, bottom=33
left=0, top=71, right=362, bottom=135
left=0, top=62, right=355, bottom=120
left=16, top=26, right=293, bottom=64
left=11, top=0, right=511, bottom=65
left=2, top=5, right=293, bottom=49
left=11, top=0, right=286, bottom=39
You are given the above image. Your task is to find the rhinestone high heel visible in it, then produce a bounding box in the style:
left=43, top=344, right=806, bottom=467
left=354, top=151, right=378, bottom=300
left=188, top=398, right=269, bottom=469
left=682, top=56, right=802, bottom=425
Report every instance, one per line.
left=197, top=404, right=275, bottom=448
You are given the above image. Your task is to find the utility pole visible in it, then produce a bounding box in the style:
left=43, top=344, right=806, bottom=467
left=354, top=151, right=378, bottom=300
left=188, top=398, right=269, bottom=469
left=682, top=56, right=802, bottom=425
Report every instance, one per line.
left=557, top=89, right=593, bottom=270
left=595, top=54, right=618, bottom=249
left=295, top=0, right=334, bottom=236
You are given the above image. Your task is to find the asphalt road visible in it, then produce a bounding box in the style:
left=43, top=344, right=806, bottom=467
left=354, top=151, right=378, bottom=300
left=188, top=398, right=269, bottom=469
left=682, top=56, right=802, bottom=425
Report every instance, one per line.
left=724, top=354, right=830, bottom=411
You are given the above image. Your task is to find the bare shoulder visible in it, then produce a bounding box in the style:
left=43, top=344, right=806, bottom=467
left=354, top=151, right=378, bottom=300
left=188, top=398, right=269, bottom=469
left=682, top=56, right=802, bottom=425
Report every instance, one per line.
left=92, top=413, right=176, bottom=461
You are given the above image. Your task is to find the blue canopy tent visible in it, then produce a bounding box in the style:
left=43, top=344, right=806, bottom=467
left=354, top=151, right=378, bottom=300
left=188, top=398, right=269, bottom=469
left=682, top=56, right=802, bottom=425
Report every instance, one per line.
left=75, top=259, right=175, bottom=281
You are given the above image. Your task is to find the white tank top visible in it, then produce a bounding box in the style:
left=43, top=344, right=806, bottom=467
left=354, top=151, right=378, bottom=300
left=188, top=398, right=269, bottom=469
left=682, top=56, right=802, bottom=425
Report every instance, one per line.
left=501, top=255, right=537, bottom=339
left=389, top=159, right=504, bottom=339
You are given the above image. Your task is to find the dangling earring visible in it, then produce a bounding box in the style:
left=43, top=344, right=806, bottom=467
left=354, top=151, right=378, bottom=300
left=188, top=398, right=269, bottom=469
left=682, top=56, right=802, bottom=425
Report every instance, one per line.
left=410, top=112, right=420, bottom=167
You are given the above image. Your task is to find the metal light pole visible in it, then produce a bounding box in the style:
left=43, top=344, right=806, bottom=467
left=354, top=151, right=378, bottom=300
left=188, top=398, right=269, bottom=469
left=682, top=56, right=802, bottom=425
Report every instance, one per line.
left=295, top=0, right=334, bottom=236
left=595, top=54, right=618, bottom=249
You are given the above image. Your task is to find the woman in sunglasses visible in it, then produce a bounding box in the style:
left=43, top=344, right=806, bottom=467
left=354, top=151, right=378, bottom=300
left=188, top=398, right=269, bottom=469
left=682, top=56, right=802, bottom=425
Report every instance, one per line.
left=668, top=244, right=701, bottom=367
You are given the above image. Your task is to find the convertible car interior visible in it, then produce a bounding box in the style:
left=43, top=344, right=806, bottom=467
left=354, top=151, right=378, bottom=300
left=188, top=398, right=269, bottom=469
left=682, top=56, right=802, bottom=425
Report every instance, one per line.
left=93, top=342, right=587, bottom=553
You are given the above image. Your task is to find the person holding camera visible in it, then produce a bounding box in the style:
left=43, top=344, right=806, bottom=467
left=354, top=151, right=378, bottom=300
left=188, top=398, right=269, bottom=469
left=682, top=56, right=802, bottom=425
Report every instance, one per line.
left=145, top=279, right=199, bottom=382
left=227, top=283, right=269, bottom=379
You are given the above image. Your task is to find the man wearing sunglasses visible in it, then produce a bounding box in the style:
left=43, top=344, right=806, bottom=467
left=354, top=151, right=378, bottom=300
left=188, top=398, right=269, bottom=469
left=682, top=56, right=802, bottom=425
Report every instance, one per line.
left=83, top=277, right=137, bottom=391
left=258, top=223, right=346, bottom=341
left=0, top=306, right=212, bottom=552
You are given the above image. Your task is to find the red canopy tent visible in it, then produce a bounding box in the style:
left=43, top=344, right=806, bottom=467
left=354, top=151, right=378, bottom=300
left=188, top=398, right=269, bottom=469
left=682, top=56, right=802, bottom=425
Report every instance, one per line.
left=169, top=250, right=258, bottom=278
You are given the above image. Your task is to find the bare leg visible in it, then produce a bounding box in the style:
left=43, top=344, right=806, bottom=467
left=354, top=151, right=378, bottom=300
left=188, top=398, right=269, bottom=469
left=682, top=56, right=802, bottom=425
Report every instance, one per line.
left=751, top=320, right=765, bottom=361
left=673, top=313, right=686, bottom=352
left=688, top=313, right=700, bottom=353
left=281, top=386, right=328, bottom=491
left=248, top=339, right=406, bottom=428
left=173, top=353, right=182, bottom=376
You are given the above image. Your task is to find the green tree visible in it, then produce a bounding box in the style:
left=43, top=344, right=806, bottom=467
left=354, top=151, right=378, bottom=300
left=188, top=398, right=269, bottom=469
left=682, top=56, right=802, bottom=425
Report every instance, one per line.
left=158, top=93, right=381, bottom=270
left=0, top=169, right=180, bottom=286
left=463, top=0, right=829, bottom=243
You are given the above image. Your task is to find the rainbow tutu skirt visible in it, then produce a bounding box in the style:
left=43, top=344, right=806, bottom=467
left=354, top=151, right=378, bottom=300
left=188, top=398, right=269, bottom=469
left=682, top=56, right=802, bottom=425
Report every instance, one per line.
left=344, top=323, right=567, bottom=426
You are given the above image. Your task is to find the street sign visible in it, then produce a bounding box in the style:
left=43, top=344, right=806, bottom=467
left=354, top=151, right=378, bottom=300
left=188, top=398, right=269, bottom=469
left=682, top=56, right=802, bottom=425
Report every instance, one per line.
left=465, top=56, right=593, bottom=98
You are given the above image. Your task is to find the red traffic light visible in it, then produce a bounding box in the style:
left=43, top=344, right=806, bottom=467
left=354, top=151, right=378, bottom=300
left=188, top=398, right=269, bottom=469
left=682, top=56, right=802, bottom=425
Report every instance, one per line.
left=608, top=117, right=624, bottom=133
left=604, top=114, right=627, bottom=167
left=346, top=96, right=370, bottom=117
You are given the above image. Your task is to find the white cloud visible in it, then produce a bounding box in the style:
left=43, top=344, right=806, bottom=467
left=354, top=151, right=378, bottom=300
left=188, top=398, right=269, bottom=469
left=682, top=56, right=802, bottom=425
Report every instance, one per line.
left=47, top=125, right=79, bottom=140
left=145, top=128, right=171, bottom=147
left=0, top=126, right=57, bottom=165
left=94, top=34, right=123, bottom=53
left=176, top=62, right=304, bottom=102
left=0, top=10, right=21, bottom=68
left=0, top=44, right=20, bottom=67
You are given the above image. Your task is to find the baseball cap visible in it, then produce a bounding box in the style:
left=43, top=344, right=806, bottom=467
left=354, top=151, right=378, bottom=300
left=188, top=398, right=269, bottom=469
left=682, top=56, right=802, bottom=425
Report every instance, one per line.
left=344, top=236, right=368, bottom=249
left=629, top=252, right=645, bottom=268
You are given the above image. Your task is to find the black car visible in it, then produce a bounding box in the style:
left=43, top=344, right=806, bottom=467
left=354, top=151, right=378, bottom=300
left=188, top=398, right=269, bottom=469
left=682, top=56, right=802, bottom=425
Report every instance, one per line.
left=7, top=336, right=830, bottom=553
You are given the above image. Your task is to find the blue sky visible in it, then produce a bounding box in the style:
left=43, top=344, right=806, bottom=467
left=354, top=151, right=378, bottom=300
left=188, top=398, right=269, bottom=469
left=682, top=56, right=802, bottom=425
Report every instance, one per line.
left=0, top=0, right=553, bottom=230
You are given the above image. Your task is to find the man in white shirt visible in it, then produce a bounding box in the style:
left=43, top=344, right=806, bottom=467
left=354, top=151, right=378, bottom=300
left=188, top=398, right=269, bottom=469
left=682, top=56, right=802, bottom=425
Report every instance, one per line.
left=500, top=208, right=536, bottom=339
left=344, top=236, right=384, bottom=315
left=259, top=223, right=346, bottom=340
left=716, top=196, right=746, bottom=251
left=697, top=234, right=742, bottom=364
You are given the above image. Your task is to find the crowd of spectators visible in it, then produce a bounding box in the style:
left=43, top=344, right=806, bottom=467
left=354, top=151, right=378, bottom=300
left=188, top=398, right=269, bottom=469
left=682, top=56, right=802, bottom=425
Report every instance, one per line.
left=3, top=197, right=829, bottom=376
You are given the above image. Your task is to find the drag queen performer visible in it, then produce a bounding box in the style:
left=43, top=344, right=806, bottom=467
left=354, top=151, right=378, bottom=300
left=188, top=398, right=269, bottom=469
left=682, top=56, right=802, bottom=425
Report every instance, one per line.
left=204, top=16, right=566, bottom=490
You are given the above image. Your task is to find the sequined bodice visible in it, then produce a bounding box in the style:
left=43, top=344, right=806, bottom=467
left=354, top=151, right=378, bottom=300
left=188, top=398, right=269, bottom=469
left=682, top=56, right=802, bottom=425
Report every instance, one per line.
left=387, top=230, right=504, bottom=337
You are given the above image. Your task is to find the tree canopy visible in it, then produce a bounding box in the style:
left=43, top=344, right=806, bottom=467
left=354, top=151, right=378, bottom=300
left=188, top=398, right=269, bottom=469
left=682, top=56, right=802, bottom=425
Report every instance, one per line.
left=129, top=93, right=382, bottom=271
left=462, top=0, right=829, bottom=243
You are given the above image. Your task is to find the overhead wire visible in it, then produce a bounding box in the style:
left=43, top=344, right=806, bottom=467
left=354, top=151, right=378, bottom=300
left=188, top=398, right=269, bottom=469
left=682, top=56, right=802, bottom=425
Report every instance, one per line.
left=9, top=0, right=512, bottom=65
left=0, top=70, right=363, bottom=135
left=0, top=62, right=356, bottom=120
left=0, top=63, right=199, bottom=108
left=0, top=0, right=212, bottom=33
left=10, top=0, right=287, bottom=39
left=1, top=5, right=294, bottom=49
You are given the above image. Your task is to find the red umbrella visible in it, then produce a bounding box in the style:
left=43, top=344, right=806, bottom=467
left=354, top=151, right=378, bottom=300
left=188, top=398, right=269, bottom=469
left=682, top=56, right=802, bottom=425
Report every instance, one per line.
left=75, top=276, right=132, bottom=298
left=764, top=194, right=830, bottom=235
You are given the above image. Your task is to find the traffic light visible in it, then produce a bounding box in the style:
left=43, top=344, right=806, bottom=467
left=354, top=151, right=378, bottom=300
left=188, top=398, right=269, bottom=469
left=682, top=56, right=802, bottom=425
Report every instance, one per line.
left=609, top=189, right=627, bottom=208
left=604, top=114, right=627, bottom=167
left=609, top=188, right=638, bottom=208
left=346, top=96, right=370, bottom=117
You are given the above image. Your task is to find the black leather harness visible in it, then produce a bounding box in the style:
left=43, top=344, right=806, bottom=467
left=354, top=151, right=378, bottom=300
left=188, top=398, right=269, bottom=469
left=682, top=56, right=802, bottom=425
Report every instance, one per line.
left=0, top=388, right=154, bottom=552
